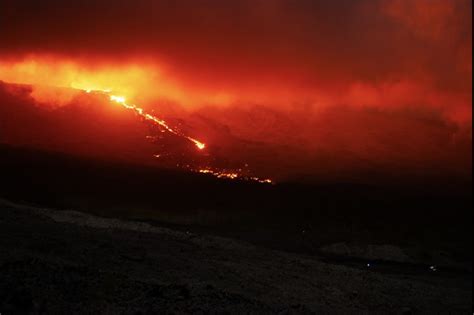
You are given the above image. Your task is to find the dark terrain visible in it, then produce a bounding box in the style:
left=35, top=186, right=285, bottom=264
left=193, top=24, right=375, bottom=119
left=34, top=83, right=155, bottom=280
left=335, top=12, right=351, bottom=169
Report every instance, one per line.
left=0, top=144, right=472, bottom=313
left=1, top=198, right=472, bottom=314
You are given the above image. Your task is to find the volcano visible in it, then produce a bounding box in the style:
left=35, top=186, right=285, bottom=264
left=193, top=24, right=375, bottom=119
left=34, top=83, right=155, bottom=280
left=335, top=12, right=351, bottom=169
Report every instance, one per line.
left=0, top=80, right=273, bottom=183
left=0, top=0, right=472, bottom=311
left=1, top=79, right=471, bottom=186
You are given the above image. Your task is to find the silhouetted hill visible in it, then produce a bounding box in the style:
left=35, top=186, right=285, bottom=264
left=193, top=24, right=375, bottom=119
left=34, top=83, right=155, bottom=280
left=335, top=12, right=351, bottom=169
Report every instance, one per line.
left=0, top=144, right=471, bottom=262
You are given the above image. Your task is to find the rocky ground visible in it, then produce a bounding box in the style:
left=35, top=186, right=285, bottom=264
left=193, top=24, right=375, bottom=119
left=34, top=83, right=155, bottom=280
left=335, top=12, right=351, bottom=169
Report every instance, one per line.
left=0, top=199, right=472, bottom=314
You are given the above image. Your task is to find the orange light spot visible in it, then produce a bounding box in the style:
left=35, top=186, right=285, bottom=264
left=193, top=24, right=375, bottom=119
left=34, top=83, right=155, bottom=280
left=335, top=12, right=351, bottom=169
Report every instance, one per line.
left=198, top=168, right=273, bottom=184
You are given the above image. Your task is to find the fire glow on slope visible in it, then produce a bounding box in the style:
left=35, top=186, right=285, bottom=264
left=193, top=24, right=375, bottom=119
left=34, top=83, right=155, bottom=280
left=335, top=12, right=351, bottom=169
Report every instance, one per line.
left=199, top=169, right=273, bottom=184
left=84, top=89, right=273, bottom=184
left=106, top=93, right=206, bottom=150
left=0, top=58, right=273, bottom=184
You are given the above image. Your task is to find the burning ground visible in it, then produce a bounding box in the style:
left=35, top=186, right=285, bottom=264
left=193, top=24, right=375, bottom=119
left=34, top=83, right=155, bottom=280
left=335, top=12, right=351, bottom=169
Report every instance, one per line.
left=0, top=81, right=274, bottom=183
left=0, top=79, right=471, bottom=184
left=0, top=0, right=472, bottom=183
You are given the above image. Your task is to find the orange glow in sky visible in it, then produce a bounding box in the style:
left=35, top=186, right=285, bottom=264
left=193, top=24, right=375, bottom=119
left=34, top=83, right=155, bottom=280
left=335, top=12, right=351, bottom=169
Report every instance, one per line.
left=0, top=0, right=471, bottom=182
left=0, top=58, right=235, bottom=108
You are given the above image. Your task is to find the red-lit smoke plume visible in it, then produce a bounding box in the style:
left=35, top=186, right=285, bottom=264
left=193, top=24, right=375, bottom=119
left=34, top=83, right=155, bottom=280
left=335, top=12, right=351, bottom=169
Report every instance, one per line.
left=0, top=0, right=471, bottom=182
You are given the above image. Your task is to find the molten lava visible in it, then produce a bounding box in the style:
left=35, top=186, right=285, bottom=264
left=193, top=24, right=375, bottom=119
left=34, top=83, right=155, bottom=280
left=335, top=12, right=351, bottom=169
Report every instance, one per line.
left=88, top=89, right=206, bottom=151
left=198, top=169, right=273, bottom=184
left=0, top=58, right=273, bottom=184
left=85, top=88, right=272, bottom=184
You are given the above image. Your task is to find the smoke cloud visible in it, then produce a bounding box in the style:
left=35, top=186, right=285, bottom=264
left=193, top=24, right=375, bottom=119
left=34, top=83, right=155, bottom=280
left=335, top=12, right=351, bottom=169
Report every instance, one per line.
left=0, top=0, right=471, bottom=181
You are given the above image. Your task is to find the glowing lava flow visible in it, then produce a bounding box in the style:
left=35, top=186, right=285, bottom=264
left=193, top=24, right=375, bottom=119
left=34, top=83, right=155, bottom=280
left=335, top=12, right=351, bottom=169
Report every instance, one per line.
left=109, top=94, right=206, bottom=150
left=198, top=169, right=273, bottom=184
left=85, top=88, right=273, bottom=184
left=86, top=90, right=206, bottom=150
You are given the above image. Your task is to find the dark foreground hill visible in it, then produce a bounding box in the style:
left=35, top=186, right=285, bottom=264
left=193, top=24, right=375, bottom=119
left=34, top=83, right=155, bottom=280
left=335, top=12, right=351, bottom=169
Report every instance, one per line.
left=1, top=144, right=472, bottom=258
left=1, top=199, right=472, bottom=314
left=0, top=144, right=472, bottom=313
